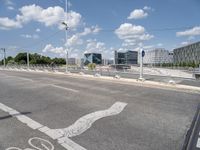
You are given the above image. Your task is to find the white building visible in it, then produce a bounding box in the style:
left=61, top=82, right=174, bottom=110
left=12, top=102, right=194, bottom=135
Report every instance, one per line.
left=142, top=48, right=173, bottom=65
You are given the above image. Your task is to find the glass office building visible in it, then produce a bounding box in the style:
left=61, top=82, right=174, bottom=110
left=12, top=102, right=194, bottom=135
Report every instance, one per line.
left=84, top=53, right=102, bottom=65
left=173, top=41, right=200, bottom=64
left=114, top=50, right=138, bottom=64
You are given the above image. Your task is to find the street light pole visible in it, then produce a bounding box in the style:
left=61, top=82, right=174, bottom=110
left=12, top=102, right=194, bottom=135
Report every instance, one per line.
left=64, top=0, right=69, bottom=73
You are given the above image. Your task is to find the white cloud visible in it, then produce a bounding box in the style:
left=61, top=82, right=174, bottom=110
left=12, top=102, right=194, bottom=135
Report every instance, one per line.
left=176, top=26, right=200, bottom=37
left=127, top=9, right=148, bottom=20
left=65, top=25, right=101, bottom=47
left=143, top=6, right=151, bottom=10
left=21, top=34, right=39, bottom=39
left=181, top=41, right=189, bottom=45
left=42, top=44, right=65, bottom=54
left=0, top=4, right=82, bottom=30
left=115, top=23, right=153, bottom=47
left=66, top=34, right=83, bottom=46
left=157, top=43, right=163, bottom=47
left=7, top=6, right=14, bottom=10
left=4, top=0, right=14, bottom=6
left=84, top=39, right=106, bottom=54
left=0, top=17, right=22, bottom=30
left=36, top=28, right=41, bottom=32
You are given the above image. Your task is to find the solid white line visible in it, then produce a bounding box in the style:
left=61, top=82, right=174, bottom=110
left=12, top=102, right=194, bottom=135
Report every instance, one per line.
left=197, top=138, right=200, bottom=148
left=0, top=102, right=85, bottom=150
left=50, top=84, right=79, bottom=93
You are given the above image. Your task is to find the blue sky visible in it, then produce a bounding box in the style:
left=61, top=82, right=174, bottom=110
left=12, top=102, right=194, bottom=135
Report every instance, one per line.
left=0, top=0, right=200, bottom=59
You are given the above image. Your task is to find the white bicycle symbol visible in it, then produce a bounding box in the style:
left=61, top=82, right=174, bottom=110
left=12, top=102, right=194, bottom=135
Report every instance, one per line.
left=6, top=137, right=54, bottom=150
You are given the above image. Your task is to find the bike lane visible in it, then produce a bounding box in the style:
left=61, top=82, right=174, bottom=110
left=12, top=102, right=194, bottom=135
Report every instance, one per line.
left=0, top=108, right=66, bottom=150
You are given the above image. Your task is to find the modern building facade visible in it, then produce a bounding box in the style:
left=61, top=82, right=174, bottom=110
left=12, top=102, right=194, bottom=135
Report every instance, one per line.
left=102, top=59, right=114, bottom=65
left=114, top=50, right=138, bottom=65
left=68, top=58, right=76, bottom=65
left=84, top=53, right=102, bottom=65
left=173, top=41, right=200, bottom=64
left=142, top=48, right=173, bottom=65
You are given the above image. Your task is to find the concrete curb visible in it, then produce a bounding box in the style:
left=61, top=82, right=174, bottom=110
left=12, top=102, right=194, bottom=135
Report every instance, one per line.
left=1, top=68, right=200, bottom=93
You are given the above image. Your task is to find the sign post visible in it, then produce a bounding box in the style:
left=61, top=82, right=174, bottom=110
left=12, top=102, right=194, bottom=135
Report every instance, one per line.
left=138, top=49, right=145, bottom=81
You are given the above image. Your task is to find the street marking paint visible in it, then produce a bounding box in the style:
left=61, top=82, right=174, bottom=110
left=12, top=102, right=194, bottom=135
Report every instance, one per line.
left=6, top=137, right=54, bottom=150
left=197, top=138, right=200, bottom=148
left=54, top=102, right=127, bottom=137
left=50, top=84, right=79, bottom=93
left=0, top=101, right=127, bottom=150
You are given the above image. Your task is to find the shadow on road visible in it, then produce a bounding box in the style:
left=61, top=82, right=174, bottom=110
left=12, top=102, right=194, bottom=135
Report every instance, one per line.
left=0, top=111, right=31, bottom=120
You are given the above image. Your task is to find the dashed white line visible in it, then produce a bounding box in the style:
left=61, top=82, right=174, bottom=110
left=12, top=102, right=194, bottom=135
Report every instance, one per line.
left=50, top=84, right=79, bottom=93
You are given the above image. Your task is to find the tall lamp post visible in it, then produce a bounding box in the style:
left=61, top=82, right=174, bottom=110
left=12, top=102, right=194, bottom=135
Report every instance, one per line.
left=62, top=22, right=69, bottom=72
left=62, top=0, right=69, bottom=73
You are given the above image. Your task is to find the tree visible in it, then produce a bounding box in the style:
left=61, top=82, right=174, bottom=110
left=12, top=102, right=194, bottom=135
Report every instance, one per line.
left=7, top=59, right=16, bottom=65
left=88, top=63, right=96, bottom=70
left=14, top=53, right=27, bottom=64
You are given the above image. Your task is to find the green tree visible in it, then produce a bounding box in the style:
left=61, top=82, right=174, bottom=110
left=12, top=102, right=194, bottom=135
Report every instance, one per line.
left=14, top=53, right=27, bottom=64
left=88, top=63, right=96, bottom=70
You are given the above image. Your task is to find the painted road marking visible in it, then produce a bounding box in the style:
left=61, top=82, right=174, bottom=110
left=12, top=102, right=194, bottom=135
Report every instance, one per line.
left=50, top=84, right=79, bottom=93
left=0, top=102, right=127, bottom=150
left=0, top=102, right=85, bottom=150
left=6, top=137, right=54, bottom=150
left=54, top=102, right=127, bottom=137
left=197, top=138, right=200, bottom=148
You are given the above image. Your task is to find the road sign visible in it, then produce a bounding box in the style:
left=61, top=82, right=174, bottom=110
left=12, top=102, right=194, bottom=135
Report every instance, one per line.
left=142, top=50, right=145, bottom=57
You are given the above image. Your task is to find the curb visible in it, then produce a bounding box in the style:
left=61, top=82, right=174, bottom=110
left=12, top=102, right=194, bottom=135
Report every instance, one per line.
left=182, top=104, right=200, bottom=150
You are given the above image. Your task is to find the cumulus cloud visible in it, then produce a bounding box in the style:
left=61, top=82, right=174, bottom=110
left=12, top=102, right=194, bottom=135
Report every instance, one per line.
left=176, top=26, right=200, bottom=37
left=127, top=9, right=148, bottom=19
left=84, top=39, right=106, bottom=54
left=0, top=4, right=82, bottom=30
left=0, top=17, right=22, bottom=30
left=115, top=23, right=153, bottom=48
left=66, top=34, right=83, bottom=46
left=42, top=44, right=65, bottom=54
left=65, top=25, right=101, bottom=47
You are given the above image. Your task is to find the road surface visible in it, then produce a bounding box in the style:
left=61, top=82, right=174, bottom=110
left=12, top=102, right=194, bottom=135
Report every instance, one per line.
left=0, top=70, right=199, bottom=150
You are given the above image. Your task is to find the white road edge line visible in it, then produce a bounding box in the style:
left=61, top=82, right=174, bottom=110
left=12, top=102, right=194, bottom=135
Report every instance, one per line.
left=0, top=101, right=127, bottom=150
left=0, top=102, right=85, bottom=150
left=197, top=138, right=200, bottom=148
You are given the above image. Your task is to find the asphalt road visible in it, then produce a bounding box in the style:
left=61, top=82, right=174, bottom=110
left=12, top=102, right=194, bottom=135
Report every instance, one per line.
left=0, top=70, right=200, bottom=150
